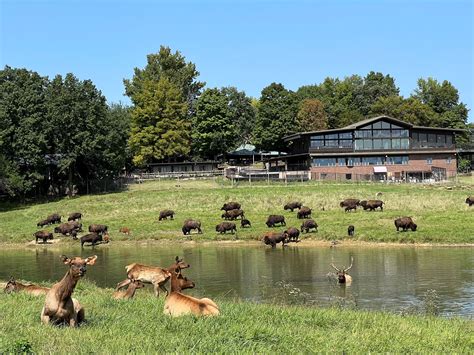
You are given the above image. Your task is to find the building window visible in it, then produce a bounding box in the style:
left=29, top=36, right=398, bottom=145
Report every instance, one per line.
left=362, top=157, right=383, bottom=165
left=427, top=157, right=433, bottom=165
left=387, top=156, right=409, bottom=165
left=312, top=158, right=337, bottom=167
left=346, top=173, right=352, bottom=180
left=446, top=156, right=452, bottom=164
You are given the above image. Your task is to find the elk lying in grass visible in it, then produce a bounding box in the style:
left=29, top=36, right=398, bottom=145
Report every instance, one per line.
left=40, top=255, right=97, bottom=327
left=163, top=267, right=218, bottom=317
left=4, top=277, right=50, bottom=296
left=113, top=280, right=145, bottom=300
left=330, top=257, right=354, bottom=285
left=115, top=256, right=190, bottom=297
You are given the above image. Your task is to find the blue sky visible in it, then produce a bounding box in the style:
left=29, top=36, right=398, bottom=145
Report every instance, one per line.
left=1, top=0, right=473, bottom=122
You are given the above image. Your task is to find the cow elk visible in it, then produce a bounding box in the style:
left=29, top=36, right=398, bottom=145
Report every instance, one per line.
left=4, top=277, right=50, bottom=296
left=330, top=256, right=354, bottom=285
left=113, top=280, right=145, bottom=300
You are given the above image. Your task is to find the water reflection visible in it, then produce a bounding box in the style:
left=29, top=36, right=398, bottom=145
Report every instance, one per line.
left=0, top=244, right=472, bottom=317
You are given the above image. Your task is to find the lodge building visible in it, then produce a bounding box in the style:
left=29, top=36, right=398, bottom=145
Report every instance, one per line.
left=270, top=116, right=464, bottom=182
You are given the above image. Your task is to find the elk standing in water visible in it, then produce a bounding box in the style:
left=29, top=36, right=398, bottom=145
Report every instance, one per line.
left=330, top=257, right=354, bottom=285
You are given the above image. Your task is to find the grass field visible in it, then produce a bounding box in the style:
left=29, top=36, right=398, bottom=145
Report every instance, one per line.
left=0, top=280, right=471, bottom=353
left=0, top=179, right=473, bottom=244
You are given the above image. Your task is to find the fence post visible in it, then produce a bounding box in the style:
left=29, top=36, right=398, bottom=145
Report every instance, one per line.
left=267, top=172, right=270, bottom=186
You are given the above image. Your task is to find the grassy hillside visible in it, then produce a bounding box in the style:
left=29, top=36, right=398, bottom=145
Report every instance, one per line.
left=0, top=281, right=471, bottom=353
left=0, top=179, right=473, bottom=244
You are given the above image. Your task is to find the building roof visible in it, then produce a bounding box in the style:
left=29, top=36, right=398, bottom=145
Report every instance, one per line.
left=283, top=115, right=466, bottom=141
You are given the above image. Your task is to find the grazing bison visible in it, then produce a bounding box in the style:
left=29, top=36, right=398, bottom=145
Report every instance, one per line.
left=241, top=219, right=251, bottom=228
left=348, top=225, right=355, bottom=237
left=119, top=227, right=131, bottom=235
left=34, top=231, right=53, bottom=244
left=360, top=200, right=384, bottom=211
left=266, top=215, right=286, bottom=228
left=297, top=206, right=312, bottom=219
left=301, top=219, right=318, bottom=233
left=340, top=199, right=360, bottom=212
left=54, top=223, right=77, bottom=237
left=159, top=210, right=175, bottom=221
left=182, top=220, right=202, bottom=235
left=394, top=217, right=417, bottom=232
left=284, top=202, right=302, bottom=212
left=262, top=231, right=288, bottom=248
left=80, top=233, right=109, bottom=247
left=285, top=227, right=300, bottom=243
left=68, top=212, right=82, bottom=221
left=67, top=220, right=83, bottom=232
left=37, top=219, right=50, bottom=228
left=37, top=213, right=61, bottom=227
left=221, top=209, right=245, bottom=220
left=88, top=224, right=108, bottom=235
left=466, top=196, right=474, bottom=207
left=220, top=202, right=241, bottom=211
left=215, top=222, right=237, bottom=234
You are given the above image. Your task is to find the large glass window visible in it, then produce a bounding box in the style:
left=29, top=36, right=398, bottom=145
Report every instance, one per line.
left=362, top=157, right=383, bottom=165
left=400, top=138, right=409, bottom=149
left=373, top=139, right=383, bottom=149
left=388, top=156, right=409, bottom=165
left=312, top=158, right=337, bottom=166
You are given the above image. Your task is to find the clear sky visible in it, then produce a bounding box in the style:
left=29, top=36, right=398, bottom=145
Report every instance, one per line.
left=1, top=0, right=473, bottom=122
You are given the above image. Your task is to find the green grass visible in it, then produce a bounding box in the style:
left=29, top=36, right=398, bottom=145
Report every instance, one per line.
left=0, top=281, right=471, bottom=353
left=0, top=179, right=473, bottom=244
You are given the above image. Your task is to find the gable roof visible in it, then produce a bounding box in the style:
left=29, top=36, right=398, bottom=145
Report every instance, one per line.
left=342, top=115, right=413, bottom=129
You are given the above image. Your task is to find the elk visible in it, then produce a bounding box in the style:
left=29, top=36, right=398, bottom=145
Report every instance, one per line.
left=115, top=256, right=190, bottom=297
left=40, top=255, right=97, bottom=327
left=330, top=256, right=354, bottom=285
left=4, top=277, right=50, bottom=296
left=113, top=280, right=145, bottom=300
left=163, top=266, right=219, bottom=317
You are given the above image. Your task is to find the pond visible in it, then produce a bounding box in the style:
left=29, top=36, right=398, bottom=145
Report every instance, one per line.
left=1, top=244, right=472, bottom=317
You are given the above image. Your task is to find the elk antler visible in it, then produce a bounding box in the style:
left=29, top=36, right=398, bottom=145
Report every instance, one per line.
left=330, top=263, right=341, bottom=272
left=344, top=257, right=354, bottom=272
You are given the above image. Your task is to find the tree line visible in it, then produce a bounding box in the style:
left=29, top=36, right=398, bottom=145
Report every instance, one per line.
left=0, top=45, right=470, bottom=198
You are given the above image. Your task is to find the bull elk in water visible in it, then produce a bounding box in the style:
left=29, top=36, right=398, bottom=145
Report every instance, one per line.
left=330, top=256, right=354, bottom=285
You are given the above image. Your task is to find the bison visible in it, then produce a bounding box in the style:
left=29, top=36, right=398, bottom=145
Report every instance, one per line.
left=297, top=206, right=312, bottom=219
left=54, top=223, right=77, bottom=237
left=394, top=217, right=417, bottom=232
left=301, top=219, right=318, bottom=233
left=262, top=231, right=288, bottom=248
left=340, top=199, right=360, bottom=212
left=466, top=196, right=474, bottom=207
left=37, top=213, right=61, bottom=227
left=284, top=202, right=302, bottom=212
left=80, top=233, right=109, bottom=247
left=119, top=227, right=131, bottom=235
left=360, top=200, right=384, bottom=211
left=221, top=209, right=245, bottom=220
left=266, top=215, right=286, bottom=228
left=215, top=222, right=237, bottom=234
left=220, top=202, right=241, bottom=211
left=348, top=225, right=355, bottom=236
left=285, top=227, right=300, bottom=243
left=88, top=224, right=108, bottom=235
left=159, top=210, right=175, bottom=221
left=182, top=220, right=202, bottom=235
left=241, top=219, right=251, bottom=228
left=68, top=212, right=82, bottom=221
left=37, top=219, right=50, bottom=228
left=67, top=220, right=82, bottom=232
left=34, top=231, right=53, bottom=244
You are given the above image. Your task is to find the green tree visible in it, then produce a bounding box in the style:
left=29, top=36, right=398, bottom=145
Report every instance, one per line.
left=192, top=88, right=238, bottom=159
left=0, top=66, right=50, bottom=197
left=360, top=71, right=399, bottom=115
left=370, top=96, right=438, bottom=126
left=124, top=46, right=205, bottom=111
left=221, top=87, right=256, bottom=145
left=296, top=99, right=328, bottom=131
left=413, top=78, right=468, bottom=128
left=46, top=73, right=109, bottom=194
left=129, top=78, right=190, bottom=166
left=253, top=83, right=298, bottom=152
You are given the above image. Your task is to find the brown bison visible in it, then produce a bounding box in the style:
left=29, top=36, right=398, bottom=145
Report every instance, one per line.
left=284, top=202, right=302, bottom=212
left=301, top=219, right=318, bottom=233
left=340, top=199, right=360, bottom=212
left=80, top=233, right=109, bottom=248
left=221, top=209, right=245, bottom=220
left=348, top=225, right=355, bottom=236
left=241, top=219, right=251, bottom=228
left=119, top=227, right=131, bottom=235
left=297, top=206, right=312, bottom=219
left=37, top=213, right=61, bottom=227
left=159, top=210, right=175, bottom=221
left=221, top=202, right=241, bottom=211
left=68, top=212, right=82, bottom=221
left=394, top=217, right=417, bottom=232
left=88, top=224, right=108, bottom=235
left=360, top=200, right=384, bottom=211
left=34, top=231, right=53, bottom=244
left=262, top=231, right=288, bottom=248
left=182, top=220, right=202, bottom=235
left=285, top=227, right=300, bottom=242
left=54, top=223, right=77, bottom=237
left=266, top=215, right=286, bottom=228
left=68, top=220, right=83, bottom=232
left=215, top=222, right=237, bottom=234
left=466, top=196, right=474, bottom=206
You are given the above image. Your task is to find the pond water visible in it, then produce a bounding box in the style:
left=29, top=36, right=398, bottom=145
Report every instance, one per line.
left=1, top=244, right=472, bottom=317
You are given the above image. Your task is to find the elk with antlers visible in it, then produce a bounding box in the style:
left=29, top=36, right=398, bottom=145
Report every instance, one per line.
left=40, top=255, right=97, bottom=327
left=4, top=277, right=50, bottom=296
left=330, top=256, right=354, bottom=285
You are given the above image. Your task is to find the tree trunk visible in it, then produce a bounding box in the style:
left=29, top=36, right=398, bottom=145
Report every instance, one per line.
left=68, top=166, right=73, bottom=197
